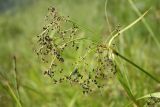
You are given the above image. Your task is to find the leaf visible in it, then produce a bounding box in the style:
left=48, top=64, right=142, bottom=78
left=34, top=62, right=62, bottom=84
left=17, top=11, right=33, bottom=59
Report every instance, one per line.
left=126, top=92, right=160, bottom=107
left=108, top=8, right=150, bottom=46
left=137, top=92, right=160, bottom=100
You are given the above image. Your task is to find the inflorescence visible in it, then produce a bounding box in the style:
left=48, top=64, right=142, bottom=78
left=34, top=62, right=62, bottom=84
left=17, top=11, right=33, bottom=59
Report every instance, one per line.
left=144, top=96, right=160, bottom=107
left=35, top=7, right=117, bottom=94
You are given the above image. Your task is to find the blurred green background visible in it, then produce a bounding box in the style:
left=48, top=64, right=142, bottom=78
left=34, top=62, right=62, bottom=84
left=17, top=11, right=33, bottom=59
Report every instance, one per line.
left=0, top=0, right=160, bottom=107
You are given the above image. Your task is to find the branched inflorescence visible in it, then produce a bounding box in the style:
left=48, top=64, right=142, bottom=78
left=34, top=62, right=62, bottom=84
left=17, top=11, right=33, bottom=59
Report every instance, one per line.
left=35, top=7, right=117, bottom=94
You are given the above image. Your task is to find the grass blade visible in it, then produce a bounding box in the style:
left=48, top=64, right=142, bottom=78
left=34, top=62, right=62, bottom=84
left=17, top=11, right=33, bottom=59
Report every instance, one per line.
left=128, top=0, right=160, bottom=49
left=126, top=92, right=160, bottom=106
left=108, top=8, right=150, bottom=46
left=116, top=66, right=140, bottom=106
left=6, top=82, right=22, bottom=107
left=137, top=92, right=160, bottom=100
left=104, top=0, right=111, bottom=33
left=113, top=50, right=160, bottom=83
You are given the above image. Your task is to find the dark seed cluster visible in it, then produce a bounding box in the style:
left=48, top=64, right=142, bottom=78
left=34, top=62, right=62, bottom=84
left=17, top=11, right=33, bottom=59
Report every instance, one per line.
left=35, top=6, right=80, bottom=63
left=35, top=7, right=117, bottom=94
left=144, top=97, right=160, bottom=107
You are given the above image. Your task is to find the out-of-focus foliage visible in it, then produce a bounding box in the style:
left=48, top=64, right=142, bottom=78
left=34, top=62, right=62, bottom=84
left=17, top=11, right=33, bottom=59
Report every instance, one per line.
left=0, top=0, right=160, bottom=107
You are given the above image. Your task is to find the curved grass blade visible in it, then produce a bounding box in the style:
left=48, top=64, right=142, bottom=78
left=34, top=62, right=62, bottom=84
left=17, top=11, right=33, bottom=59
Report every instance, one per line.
left=108, top=8, right=150, bottom=46
left=128, top=0, right=160, bottom=49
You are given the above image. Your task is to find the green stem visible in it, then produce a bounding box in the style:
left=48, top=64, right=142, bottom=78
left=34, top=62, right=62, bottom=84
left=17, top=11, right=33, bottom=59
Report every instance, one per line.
left=113, top=50, right=160, bottom=83
left=6, top=82, right=22, bottom=107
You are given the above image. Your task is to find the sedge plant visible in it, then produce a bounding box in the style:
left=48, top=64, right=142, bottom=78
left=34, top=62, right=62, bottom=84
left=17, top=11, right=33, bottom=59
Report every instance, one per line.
left=34, top=5, right=160, bottom=107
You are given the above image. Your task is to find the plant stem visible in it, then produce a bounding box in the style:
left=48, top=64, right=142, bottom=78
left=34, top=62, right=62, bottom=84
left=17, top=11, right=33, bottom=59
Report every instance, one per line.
left=112, top=50, right=160, bottom=83
left=6, top=82, right=22, bottom=107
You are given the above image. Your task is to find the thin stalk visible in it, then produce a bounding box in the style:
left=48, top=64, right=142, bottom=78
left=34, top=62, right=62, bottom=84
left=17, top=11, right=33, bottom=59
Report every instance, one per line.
left=113, top=50, right=160, bottom=83
left=104, top=0, right=111, bottom=33
left=13, top=56, right=21, bottom=103
left=128, top=0, right=160, bottom=49
left=6, top=82, right=22, bottom=107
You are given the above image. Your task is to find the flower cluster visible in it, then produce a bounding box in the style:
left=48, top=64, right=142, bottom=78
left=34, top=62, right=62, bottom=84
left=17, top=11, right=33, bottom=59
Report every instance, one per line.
left=145, top=97, right=160, bottom=107
left=35, top=7, right=117, bottom=94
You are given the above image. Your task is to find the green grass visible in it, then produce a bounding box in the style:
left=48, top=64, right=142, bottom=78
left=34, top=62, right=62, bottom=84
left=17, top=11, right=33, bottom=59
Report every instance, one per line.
left=0, top=0, right=160, bottom=107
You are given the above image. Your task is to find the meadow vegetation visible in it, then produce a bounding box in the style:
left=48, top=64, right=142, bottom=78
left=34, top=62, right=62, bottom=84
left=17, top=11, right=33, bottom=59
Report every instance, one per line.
left=0, top=0, right=160, bottom=107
